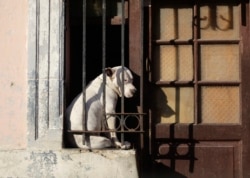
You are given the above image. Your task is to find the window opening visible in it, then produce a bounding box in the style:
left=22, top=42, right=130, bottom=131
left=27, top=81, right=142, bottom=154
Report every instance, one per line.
left=65, top=0, right=144, bottom=149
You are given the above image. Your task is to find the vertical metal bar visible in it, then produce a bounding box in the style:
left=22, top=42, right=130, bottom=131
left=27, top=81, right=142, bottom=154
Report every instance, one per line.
left=148, top=1, right=152, bottom=155
left=102, top=0, right=106, bottom=131
left=140, top=0, right=144, bottom=150
left=82, top=0, right=87, bottom=145
left=65, top=0, right=71, bottom=105
left=193, top=4, right=199, bottom=124
left=121, top=0, right=125, bottom=145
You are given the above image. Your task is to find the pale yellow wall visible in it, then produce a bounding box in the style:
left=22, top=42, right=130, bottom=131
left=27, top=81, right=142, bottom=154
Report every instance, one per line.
left=0, top=0, right=28, bottom=149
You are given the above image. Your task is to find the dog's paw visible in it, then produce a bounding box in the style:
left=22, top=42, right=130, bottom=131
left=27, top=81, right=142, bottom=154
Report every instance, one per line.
left=120, top=141, right=131, bottom=150
left=112, top=138, right=131, bottom=149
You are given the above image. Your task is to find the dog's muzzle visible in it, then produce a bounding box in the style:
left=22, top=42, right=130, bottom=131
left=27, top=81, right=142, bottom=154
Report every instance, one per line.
left=130, top=88, right=137, bottom=95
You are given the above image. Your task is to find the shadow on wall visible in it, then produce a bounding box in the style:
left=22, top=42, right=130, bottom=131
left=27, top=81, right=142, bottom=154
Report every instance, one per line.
left=143, top=82, right=198, bottom=177
left=147, top=83, right=176, bottom=124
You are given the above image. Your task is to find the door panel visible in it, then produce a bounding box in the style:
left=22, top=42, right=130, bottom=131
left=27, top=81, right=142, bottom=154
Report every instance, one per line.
left=157, top=141, right=240, bottom=178
left=148, top=0, right=250, bottom=177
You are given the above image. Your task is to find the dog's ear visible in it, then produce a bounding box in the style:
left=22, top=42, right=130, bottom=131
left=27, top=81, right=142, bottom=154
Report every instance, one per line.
left=105, top=67, right=114, bottom=77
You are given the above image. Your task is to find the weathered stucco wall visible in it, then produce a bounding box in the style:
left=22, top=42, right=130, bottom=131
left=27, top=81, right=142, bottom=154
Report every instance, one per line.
left=0, top=1, right=139, bottom=177
left=0, top=149, right=139, bottom=178
left=0, top=0, right=28, bottom=149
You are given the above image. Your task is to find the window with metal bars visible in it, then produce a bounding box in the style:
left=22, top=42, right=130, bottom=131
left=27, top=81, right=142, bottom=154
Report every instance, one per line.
left=64, top=0, right=144, bottom=149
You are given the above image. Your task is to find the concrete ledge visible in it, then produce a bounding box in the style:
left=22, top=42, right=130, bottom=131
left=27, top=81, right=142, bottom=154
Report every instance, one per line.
left=0, top=149, right=138, bottom=178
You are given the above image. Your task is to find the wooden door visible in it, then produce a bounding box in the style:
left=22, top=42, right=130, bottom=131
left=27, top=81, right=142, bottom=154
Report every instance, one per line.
left=145, top=0, right=250, bottom=177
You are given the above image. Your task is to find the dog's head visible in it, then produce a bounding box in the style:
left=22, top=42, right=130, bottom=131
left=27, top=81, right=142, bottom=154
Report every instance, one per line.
left=105, top=66, right=136, bottom=98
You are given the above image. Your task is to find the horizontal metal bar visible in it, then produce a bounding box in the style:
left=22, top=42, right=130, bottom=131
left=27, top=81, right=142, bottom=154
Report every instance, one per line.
left=106, top=113, right=147, bottom=115
left=68, top=130, right=145, bottom=134
left=197, top=81, right=241, bottom=86
left=153, top=40, right=193, bottom=45
left=155, top=81, right=194, bottom=86
left=196, top=39, right=240, bottom=44
left=155, top=81, right=240, bottom=86
left=152, top=39, right=240, bottom=45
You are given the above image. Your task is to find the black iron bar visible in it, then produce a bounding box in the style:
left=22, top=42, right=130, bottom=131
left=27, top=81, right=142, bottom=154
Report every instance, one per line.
left=140, top=0, right=144, bottom=150
left=106, top=113, right=147, bottom=115
left=102, top=0, right=107, bottom=132
left=68, top=130, right=145, bottom=134
left=121, top=0, right=126, bottom=145
left=82, top=0, right=87, bottom=145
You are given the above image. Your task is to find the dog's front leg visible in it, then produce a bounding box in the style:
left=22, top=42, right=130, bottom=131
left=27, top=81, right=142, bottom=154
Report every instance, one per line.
left=106, top=114, right=131, bottom=149
left=106, top=114, right=119, bottom=146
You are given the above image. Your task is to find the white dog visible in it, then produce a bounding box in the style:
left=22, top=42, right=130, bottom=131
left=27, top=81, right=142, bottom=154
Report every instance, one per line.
left=65, top=66, right=136, bottom=149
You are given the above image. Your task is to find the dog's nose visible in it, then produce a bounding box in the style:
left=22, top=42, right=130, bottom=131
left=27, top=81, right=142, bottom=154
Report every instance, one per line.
left=131, top=88, right=137, bottom=94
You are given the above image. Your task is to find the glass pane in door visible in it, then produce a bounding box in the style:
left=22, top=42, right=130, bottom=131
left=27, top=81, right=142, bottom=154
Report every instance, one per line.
left=200, top=44, right=239, bottom=81
left=154, top=45, right=193, bottom=81
left=153, top=4, right=193, bottom=40
left=152, top=87, right=194, bottom=123
left=201, top=86, right=240, bottom=123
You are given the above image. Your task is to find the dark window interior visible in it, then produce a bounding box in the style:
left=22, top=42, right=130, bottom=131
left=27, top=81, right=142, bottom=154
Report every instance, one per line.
left=68, top=0, right=129, bottom=103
